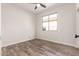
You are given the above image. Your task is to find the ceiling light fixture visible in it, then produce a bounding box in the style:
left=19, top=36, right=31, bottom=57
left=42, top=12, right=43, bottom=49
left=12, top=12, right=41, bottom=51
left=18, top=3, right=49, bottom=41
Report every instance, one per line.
left=37, top=4, right=40, bottom=7
left=34, top=3, right=46, bottom=10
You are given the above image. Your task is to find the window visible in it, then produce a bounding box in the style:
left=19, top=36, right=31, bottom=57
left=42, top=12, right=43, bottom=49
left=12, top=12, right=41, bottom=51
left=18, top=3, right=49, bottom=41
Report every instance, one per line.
left=42, top=13, right=58, bottom=31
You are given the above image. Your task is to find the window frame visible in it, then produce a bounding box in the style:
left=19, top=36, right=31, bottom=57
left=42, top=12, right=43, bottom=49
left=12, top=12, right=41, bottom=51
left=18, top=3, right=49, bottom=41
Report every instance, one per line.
left=42, top=12, right=58, bottom=31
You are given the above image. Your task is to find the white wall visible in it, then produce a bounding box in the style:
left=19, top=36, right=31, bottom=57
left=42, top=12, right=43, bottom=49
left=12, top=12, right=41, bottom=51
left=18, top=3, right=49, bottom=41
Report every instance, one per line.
left=2, top=3, right=35, bottom=47
left=1, top=3, right=77, bottom=47
left=0, top=3, right=1, bottom=38
left=76, top=3, right=79, bottom=47
left=36, top=4, right=76, bottom=47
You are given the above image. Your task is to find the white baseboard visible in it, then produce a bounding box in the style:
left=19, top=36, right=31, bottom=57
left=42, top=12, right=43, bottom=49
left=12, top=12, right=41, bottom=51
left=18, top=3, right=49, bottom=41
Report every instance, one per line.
left=2, top=38, right=34, bottom=47
left=37, top=38, right=79, bottom=49
left=2, top=38, right=79, bottom=49
left=74, top=45, right=79, bottom=48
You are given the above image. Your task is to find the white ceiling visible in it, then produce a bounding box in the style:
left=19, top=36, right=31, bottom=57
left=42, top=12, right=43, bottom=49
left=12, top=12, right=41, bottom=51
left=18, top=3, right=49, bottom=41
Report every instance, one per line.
left=15, top=3, right=56, bottom=14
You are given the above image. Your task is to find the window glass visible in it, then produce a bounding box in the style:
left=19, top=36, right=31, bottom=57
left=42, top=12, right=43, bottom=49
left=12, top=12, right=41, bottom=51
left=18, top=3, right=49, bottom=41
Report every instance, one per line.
left=49, top=21, right=57, bottom=30
left=49, top=14, right=58, bottom=20
left=42, top=13, right=58, bottom=31
left=43, top=16, right=48, bottom=21
left=42, top=22, right=48, bottom=31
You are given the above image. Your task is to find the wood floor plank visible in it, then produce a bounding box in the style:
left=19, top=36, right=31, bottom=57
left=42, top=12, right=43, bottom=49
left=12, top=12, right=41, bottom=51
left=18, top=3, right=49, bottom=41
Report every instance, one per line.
left=13, top=46, right=29, bottom=56
left=2, top=39, right=79, bottom=56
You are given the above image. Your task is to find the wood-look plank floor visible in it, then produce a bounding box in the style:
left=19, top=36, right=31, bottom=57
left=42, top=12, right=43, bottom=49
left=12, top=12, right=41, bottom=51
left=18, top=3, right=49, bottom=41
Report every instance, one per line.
left=2, top=39, right=79, bottom=56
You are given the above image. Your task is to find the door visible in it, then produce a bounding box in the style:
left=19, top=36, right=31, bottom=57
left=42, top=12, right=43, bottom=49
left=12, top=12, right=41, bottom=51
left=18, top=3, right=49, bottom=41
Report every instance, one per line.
left=76, top=3, right=79, bottom=47
left=0, top=3, right=1, bottom=55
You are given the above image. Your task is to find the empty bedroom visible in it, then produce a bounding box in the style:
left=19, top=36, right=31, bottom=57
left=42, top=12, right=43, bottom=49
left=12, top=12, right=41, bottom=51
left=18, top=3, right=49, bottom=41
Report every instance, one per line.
left=0, top=3, right=79, bottom=56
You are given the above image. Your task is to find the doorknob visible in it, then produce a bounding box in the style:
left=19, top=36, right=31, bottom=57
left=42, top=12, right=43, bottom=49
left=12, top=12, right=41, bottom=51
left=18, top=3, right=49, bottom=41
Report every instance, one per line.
left=75, top=34, right=79, bottom=38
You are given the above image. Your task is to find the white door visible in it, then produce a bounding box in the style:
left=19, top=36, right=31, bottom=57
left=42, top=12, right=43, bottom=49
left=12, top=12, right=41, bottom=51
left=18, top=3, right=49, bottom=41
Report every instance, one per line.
left=76, top=3, right=79, bottom=47
left=0, top=3, right=1, bottom=56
